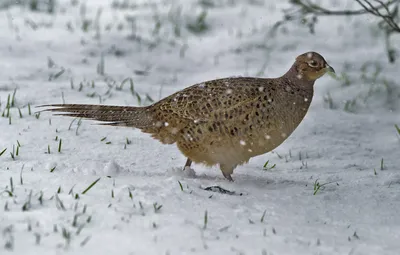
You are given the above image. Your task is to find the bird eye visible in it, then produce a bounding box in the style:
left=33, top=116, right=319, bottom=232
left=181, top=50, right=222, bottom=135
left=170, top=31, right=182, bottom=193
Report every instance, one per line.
left=308, top=60, right=318, bottom=68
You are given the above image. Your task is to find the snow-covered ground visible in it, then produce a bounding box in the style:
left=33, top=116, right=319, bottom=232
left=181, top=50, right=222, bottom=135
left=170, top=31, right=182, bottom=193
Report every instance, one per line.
left=1, top=0, right=400, bottom=254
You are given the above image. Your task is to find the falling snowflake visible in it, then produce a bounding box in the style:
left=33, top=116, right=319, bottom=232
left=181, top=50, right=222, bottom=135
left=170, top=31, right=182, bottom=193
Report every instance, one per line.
left=198, top=83, right=206, bottom=88
left=258, top=87, right=264, bottom=92
left=304, top=98, right=308, bottom=102
left=164, top=122, right=169, bottom=127
left=186, top=133, right=193, bottom=141
left=265, top=135, right=271, bottom=140
left=226, top=89, right=233, bottom=94
left=281, top=133, right=287, bottom=138
left=240, top=140, right=246, bottom=146
left=296, top=74, right=303, bottom=79
left=307, top=52, right=313, bottom=59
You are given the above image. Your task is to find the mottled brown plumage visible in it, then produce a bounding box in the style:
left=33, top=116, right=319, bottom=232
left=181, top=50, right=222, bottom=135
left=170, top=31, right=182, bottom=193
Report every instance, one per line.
left=39, top=52, right=334, bottom=181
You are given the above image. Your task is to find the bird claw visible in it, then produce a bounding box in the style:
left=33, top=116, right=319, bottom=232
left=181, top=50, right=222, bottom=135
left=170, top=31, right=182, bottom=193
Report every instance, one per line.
left=223, top=173, right=234, bottom=182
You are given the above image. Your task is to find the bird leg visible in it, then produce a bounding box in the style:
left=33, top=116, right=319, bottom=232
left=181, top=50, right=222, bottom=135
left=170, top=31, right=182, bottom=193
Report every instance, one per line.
left=183, top=158, right=192, bottom=170
left=219, top=164, right=236, bottom=182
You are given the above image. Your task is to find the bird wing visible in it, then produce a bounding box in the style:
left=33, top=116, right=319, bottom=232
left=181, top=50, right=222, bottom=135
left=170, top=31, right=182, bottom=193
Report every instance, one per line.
left=153, top=77, right=270, bottom=123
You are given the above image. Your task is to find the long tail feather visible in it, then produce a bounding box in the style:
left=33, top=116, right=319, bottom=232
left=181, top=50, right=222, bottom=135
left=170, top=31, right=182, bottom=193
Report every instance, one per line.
left=38, top=104, right=154, bottom=128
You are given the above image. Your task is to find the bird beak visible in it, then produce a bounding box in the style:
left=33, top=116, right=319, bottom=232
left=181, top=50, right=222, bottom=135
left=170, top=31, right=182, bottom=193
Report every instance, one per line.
left=325, top=65, right=335, bottom=74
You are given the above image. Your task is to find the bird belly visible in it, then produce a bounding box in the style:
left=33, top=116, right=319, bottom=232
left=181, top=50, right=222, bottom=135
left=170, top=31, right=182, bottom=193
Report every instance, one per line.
left=176, top=128, right=291, bottom=168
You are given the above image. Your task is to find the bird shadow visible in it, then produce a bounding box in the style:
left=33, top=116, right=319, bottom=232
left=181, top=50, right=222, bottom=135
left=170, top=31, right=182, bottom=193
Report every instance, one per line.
left=121, top=165, right=306, bottom=193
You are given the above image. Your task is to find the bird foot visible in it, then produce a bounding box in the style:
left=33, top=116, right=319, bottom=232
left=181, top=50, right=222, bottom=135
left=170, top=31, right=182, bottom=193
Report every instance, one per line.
left=222, top=173, right=234, bottom=182
left=182, top=166, right=196, bottom=178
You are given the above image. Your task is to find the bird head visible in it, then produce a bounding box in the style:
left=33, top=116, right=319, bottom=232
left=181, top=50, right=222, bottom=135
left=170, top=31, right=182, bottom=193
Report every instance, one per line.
left=293, top=52, right=335, bottom=81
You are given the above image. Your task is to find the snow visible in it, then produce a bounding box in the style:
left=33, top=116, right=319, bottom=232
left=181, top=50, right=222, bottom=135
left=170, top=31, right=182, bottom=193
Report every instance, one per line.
left=0, top=0, right=400, bottom=254
left=103, top=160, right=122, bottom=176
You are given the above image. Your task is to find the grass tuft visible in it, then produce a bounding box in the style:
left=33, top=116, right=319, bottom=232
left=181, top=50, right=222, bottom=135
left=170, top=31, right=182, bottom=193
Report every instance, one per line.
left=263, top=160, right=276, bottom=170
left=20, top=165, right=24, bottom=185
left=117, top=77, right=134, bottom=91
left=260, top=210, right=267, bottom=223
left=22, top=191, right=32, bottom=211
left=178, top=181, right=184, bottom=191
left=203, top=210, right=208, bottom=229
left=58, top=139, right=62, bottom=153
left=55, top=194, right=66, bottom=211
left=80, top=236, right=91, bottom=247
left=0, top=148, right=7, bottom=157
left=10, top=145, right=15, bottom=160
left=50, top=165, right=57, bottom=172
left=313, top=179, right=336, bottom=195
left=153, top=202, right=162, bottom=213
left=128, top=188, right=133, bottom=200
left=3, top=190, right=13, bottom=197
left=82, top=178, right=101, bottom=194
left=11, top=88, right=17, bottom=107
left=10, top=177, right=14, bottom=193
left=395, top=124, right=400, bottom=135
left=38, top=191, right=43, bottom=205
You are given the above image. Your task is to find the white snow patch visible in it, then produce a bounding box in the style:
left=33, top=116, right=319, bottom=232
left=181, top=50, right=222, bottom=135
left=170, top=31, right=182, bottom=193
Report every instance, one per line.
left=103, top=160, right=122, bottom=176
left=168, top=166, right=196, bottom=178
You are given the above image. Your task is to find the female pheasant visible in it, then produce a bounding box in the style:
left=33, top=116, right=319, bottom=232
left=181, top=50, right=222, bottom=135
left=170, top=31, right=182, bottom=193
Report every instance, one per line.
left=40, top=52, right=334, bottom=181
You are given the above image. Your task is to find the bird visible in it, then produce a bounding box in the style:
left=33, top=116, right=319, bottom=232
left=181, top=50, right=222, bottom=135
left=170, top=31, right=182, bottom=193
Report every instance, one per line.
left=39, top=51, right=335, bottom=181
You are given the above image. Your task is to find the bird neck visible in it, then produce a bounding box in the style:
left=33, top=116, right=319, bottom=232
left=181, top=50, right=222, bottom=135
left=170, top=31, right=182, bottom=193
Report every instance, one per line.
left=282, top=64, right=315, bottom=88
